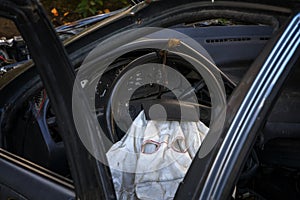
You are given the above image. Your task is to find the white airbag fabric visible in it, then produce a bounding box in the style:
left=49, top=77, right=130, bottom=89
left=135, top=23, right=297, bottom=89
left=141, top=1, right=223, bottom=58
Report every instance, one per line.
left=107, top=111, right=209, bottom=200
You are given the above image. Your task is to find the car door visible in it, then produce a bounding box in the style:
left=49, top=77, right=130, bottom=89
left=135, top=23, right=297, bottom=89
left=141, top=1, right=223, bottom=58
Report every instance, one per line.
left=0, top=148, right=74, bottom=200
left=176, top=11, right=300, bottom=200
left=0, top=0, right=115, bottom=199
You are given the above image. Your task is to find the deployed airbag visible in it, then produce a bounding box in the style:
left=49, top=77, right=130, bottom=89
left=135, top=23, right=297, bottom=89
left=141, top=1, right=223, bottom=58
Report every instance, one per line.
left=107, top=111, right=208, bottom=200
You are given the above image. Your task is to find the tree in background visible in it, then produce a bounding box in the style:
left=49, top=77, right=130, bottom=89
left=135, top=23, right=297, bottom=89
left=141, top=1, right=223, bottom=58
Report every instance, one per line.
left=41, top=0, right=130, bottom=26
left=76, top=0, right=129, bottom=17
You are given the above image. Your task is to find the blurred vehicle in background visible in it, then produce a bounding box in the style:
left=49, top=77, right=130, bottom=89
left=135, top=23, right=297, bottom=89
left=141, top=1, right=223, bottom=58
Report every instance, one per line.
left=0, top=8, right=123, bottom=77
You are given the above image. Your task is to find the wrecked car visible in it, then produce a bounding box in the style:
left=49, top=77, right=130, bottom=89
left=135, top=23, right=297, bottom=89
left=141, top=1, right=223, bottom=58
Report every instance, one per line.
left=0, top=0, right=299, bottom=200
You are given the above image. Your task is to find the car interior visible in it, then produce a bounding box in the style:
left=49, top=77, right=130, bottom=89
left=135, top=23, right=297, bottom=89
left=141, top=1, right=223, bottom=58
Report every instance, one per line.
left=0, top=4, right=299, bottom=199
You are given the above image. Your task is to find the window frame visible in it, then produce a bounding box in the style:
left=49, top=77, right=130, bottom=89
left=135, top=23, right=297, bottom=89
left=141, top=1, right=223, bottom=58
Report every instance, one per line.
left=176, top=12, right=300, bottom=200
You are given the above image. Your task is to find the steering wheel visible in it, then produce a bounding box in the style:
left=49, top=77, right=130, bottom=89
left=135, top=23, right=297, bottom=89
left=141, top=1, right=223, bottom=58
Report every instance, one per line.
left=73, top=28, right=230, bottom=159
